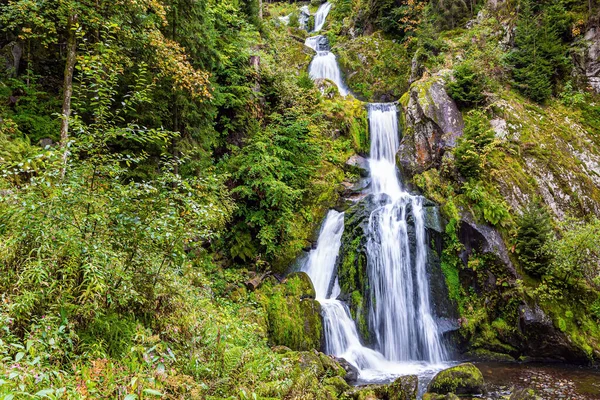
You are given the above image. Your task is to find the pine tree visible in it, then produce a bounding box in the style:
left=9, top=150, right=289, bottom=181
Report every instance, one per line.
left=516, top=199, right=553, bottom=277
left=506, top=0, right=570, bottom=103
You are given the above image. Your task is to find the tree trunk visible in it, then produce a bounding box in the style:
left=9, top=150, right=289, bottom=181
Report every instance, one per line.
left=259, top=0, right=263, bottom=20
left=60, top=13, right=78, bottom=177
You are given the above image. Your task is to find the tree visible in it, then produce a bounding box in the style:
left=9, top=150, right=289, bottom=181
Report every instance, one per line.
left=447, top=62, right=485, bottom=109
left=505, top=0, right=570, bottom=103
left=516, top=199, right=553, bottom=277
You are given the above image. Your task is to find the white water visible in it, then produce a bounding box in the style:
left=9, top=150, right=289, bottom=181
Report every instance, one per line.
left=297, top=3, right=448, bottom=387
left=302, top=212, right=435, bottom=381
left=308, top=52, right=349, bottom=96
left=366, top=103, right=446, bottom=364
left=313, top=2, right=332, bottom=32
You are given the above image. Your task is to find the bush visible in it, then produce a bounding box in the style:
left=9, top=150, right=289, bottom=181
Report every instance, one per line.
left=516, top=200, right=553, bottom=277
left=454, top=110, right=495, bottom=180
left=447, top=62, right=486, bottom=109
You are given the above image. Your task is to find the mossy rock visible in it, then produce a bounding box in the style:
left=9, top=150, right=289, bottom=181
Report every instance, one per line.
left=323, top=375, right=351, bottom=395
left=296, top=350, right=326, bottom=377
left=286, top=271, right=316, bottom=299
left=422, top=393, right=459, bottom=400
left=256, top=275, right=322, bottom=351
left=464, top=348, right=516, bottom=362
left=427, top=363, right=484, bottom=395
left=345, top=386, right=380, bottom=400
left=319, top=353, right=347, bottom=378
left=386, top=375, right=418, bottom=400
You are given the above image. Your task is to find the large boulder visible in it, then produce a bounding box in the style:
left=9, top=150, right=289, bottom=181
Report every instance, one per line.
left=426, top=363, right=484, bottom=396
left=398, top=75, right=464, bottom=177
left=256, top=274, right=323, bottom=351
left=517, top=303, right=588, bottom=362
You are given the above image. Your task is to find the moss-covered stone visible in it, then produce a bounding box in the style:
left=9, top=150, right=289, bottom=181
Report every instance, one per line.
left=386, top=375, right=418, bottom=400
left=323, top=375, right=351, bottom=394
left=287, top=271, right=316, bottom=299
left=256, top=275, right=323, bottom=351
left=319, top=353, right=347, bottom=378
left=427, top=363, right=484, bottom=395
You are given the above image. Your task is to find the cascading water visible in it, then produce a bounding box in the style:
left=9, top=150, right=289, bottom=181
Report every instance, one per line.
left=305, top=35, right=349, bottom=96
left=366, top=104, right=446, bottom=364
left=298, top=1, right=448, bottom=389
left=313, top=2, right=332, bottom=32
left=301, top=212, right=392, bottom=375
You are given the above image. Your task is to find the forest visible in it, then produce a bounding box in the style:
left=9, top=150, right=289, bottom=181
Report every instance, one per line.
left=1, top=0, right=600, bottom=398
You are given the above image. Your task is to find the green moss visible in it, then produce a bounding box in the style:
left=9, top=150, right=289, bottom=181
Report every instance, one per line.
left=335, top=33, right=411, bottom=101
left=427, top=363, right=484, bottom=395
left=256, top=275, right=322, bottom=351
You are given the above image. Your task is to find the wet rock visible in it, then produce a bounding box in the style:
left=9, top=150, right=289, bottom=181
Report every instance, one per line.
left=346, top=154, right=370, bottom=177
left=517, top=303, right=587, bottom=362
left=398, top=75, right=464, bottom=177
left=334, top=356, right=359, bottom=383
left=427, top=363, right=485, bottom=395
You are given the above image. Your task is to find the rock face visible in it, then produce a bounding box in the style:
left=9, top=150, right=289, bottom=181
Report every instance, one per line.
left=574, top=26, right=600, bottom=94
left=517, top=303, right=588, bottom=362
left=398, top=76, right=464, bottom=177
left=458, top=213, right=517, bottom=280
left=426, top=363, right=484, bottom=396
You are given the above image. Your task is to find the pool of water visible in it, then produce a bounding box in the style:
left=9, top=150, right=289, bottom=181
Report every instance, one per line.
left=353, top=361, right=600, bottom=399
left=474, top=362, right=600, bottom=399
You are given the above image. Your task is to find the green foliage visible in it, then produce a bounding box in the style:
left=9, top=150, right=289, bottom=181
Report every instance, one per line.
left=447, top=62, right=486, bottom=108
left=227, top=112, right=320, bottom=262
left=335, top=33, right=411, bottom=101
left=544, top=217, right=600, bottom=287
left=516, top=200, right=553, bottom=277
left=505, top=0, right=571, bottom=103
left=454, top=110, right=495, bottom=180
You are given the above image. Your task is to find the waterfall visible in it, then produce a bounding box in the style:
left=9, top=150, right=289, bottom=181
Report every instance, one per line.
left=308, top=52, right=349, bottom=96
left=301, top=211, right=391, bottom=375
left=366, top=103, right=446, bottom=364
left=299, top=5, right=310, bottom=31
left=313, top=2, right=332, bottom=32
left=297, top=2, right=448, bottom=386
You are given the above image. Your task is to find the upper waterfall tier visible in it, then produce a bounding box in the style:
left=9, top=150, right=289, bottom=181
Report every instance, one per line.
left=308, top=51, right=349, bottom=97
left=313, top=2, right=332, bottom=32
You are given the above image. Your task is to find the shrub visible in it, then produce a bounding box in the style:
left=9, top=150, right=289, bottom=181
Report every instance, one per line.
left=447, top=62, right=486, bottom=109
left=516, top=200, right=553, bottom=277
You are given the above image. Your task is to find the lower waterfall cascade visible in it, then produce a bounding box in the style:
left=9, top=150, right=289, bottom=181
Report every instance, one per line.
left=299, top=0, right=449, bottom=386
